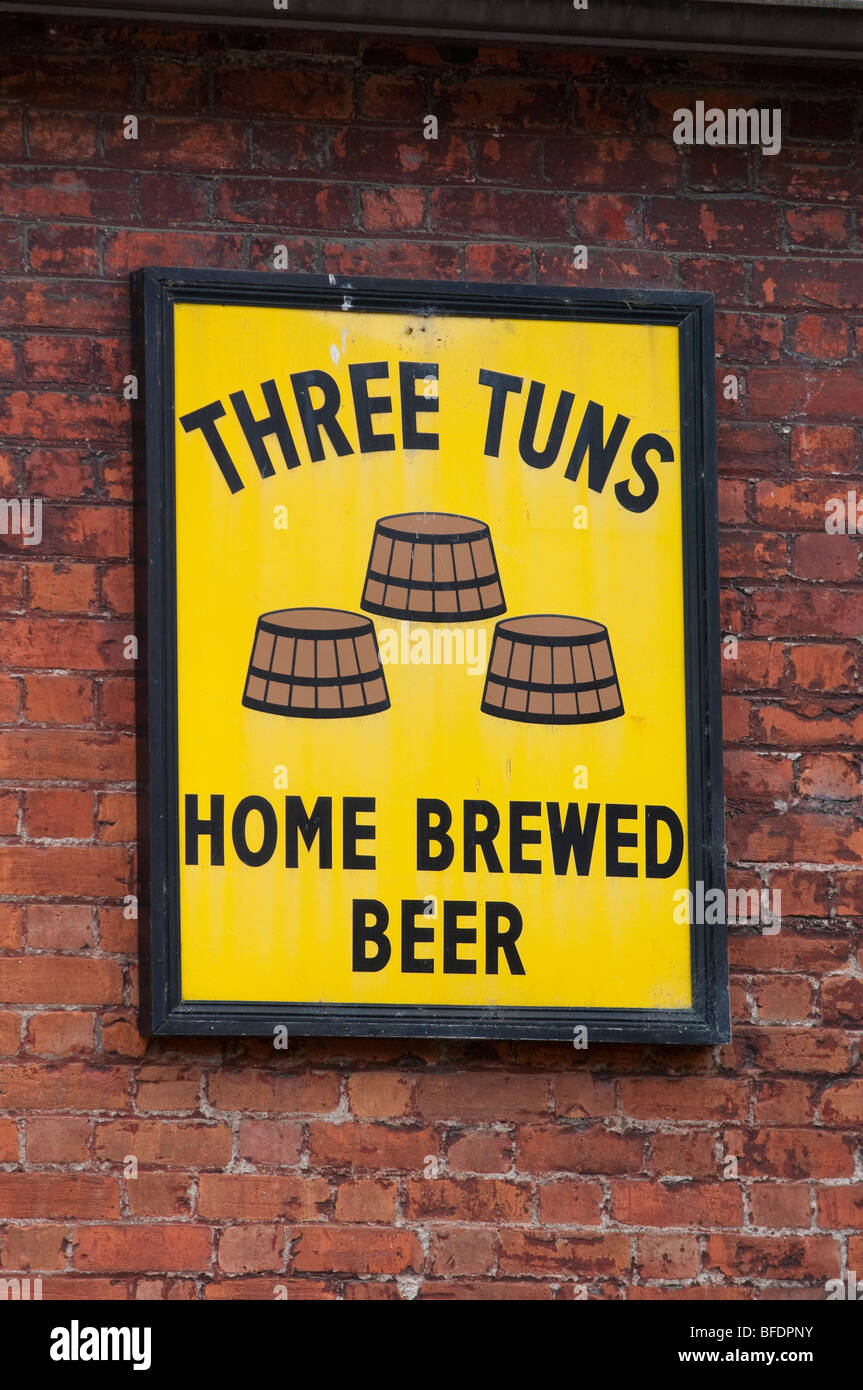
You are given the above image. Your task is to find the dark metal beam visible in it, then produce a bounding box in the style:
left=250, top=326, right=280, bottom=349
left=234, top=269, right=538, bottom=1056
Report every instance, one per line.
left=2, top=0, right=863, bottom=62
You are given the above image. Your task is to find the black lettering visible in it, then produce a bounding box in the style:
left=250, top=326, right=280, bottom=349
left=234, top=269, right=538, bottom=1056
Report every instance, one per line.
left=547, top=802, right=600, bottom=875
left=510, top=800, right=542, bottom=874
left=179, top=402, right=243, bottom=494
left=184, top=793, right=225, bottom=866
left=349, top=361, right=395, bottom=454
left=352, top=899, right=390, bottom=971
left=519, top=381, right=575, bottom=469
left=606, top=803, right=638, bottom=878
left=615, top=432, right=673, bottom=514
left=564, top=400, right=630, bottom=490
left=443, top=900, right=477, bottom=974
left=464, top=800, right=503, bottom=873
left=231, top=795, right=277, bottom=867
left=229, top=378, right=301, bottom=477
left=284, top=795, right=333, bottom=869
left=417, top=798, right=454, bottom=871
left=344, top=797, right=376, bottom=869
left=399, top=361, right=439, bottom=450
left=485, top=901, right=525, bottom=975
left=645, top=804, right=685, bottom=878
left=290, top=369, right=354, bottom=461
left=401, top=899, right=435, bottom=973
left=478, top=368, right=523, bottom=457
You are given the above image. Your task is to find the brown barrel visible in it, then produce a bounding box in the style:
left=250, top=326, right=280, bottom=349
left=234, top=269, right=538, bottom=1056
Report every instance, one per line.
left=242, top=607, right=389, bottom=718
left=360, top=511, right=506, bottom=622
left=481, top=615, right=624, bottom=725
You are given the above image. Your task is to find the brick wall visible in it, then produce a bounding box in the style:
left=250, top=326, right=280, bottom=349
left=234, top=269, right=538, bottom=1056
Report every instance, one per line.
left=0, top=18, right=861, bottom=1300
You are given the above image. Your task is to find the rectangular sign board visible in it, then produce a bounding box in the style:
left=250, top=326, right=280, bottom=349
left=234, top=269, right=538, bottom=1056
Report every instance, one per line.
left=139, top=269, right=727, bottom=1042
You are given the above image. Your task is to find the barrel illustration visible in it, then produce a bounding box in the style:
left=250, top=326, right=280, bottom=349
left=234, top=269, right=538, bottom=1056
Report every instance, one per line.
left=360, top=512, right=506, bottom=622
left=242, top=608, right=389, bottom=718
left=481, top=615, right=624, bottom=725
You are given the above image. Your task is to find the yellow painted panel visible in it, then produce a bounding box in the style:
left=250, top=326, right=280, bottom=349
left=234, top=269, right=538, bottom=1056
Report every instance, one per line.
left=173, top=302, right=690, bottom=1009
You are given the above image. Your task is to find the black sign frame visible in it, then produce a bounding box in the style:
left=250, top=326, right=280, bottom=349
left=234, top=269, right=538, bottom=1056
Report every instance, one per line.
left=136, top=268, right=727, bottom=1044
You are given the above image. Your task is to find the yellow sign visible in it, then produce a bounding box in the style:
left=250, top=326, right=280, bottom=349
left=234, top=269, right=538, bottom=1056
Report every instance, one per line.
left=142, top=272, right=727, bottom=1042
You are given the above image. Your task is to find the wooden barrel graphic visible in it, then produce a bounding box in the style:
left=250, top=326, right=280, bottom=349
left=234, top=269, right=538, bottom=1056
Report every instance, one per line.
left=242, top=608, right=389, bottom=718
left=481, top=615, right=624, bottom=725
left=361, top=512, right=506, bottom=622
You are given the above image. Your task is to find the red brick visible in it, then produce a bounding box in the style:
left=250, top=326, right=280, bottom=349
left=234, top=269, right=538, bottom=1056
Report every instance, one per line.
left=428, top=1227, right=497, bottom=1276
left=236, top=1119, right=303, bottom=1167
left=26, top=1115, right=91, bottom=1164
left=791, top=424, right=860, bottom=476
left=0, top=956, right=122, bottom=1004
left=95, top=791, right=137, bottom=843
left=214, top=65, right=353, bottom=118
left=788, top=314, right=850, bottom=361
left=205, top=1277, right=333, bottom=1300
left=73, top=1224, right=212, bottom=1273
left=538, top=1180, right=603, bottom=1225
left=0, top=1014, right=21, bottom=1057
left=749, top=1183, right=811, bottom=1229
left=818, top=1080, right=863, bottom=1125
left=94, top=1119, right=232, bottom=1168
left=516, top=1125, right=644, bottom=1174
left=347, top=1072, right=413, bottom=1119
left=705, top=1234, right=840, bottom=1280
left=334, top=1178, right=397, bottom=1223
left=554, top=1074, right=616, bottom=1119
left=0, top=905, right=22, bottom=949
left=0, top=1224, right=69, bottom=1271
left=197, top=1174, right=330, bottom=1220
left=729, top=1126, right=855, bottom=1179
left=498, top=1229, right=630, bottom=1277
left=218, top=1225, right=284, bottom=1275
left=293, top=1224, right=421, bottom=1276
left=611, top=1180, right=743, bottom=1228
left=324, top=240, right=460, bottom=279
left=20, top=676, right=94, bottom=726
left=0, top=1114, right=18, bottom=1161
left=207, top=1070, right=338, bottom=1115
left=0, top=618, right=128, bottom=669
left=26, top=1011, right=95, bottom=1055
left=732, top=936, right=846, bottom=973
left=126, top=1173, right=193, bottom=1218
left=416, top=1073, right=549, bottom=1121
left=792, top=533, right=861, bottom=582
left=648, top=1130, right=721, bottom=1179
left=309, top=1122, right=437, bottom=1173
left=723, top=750, right=793, bottom=801
left=789, top=643, right=858, bottom=692
left=24, top=788, right=93, bottom=839
left=28, top=113, right=98, bottom=162
left=446, top=1131, right=510, bottom=1173
left=27, top=562, right=98, bottom=614
left=28, top=225, right=99, bottom=276
left=403, top=1177, right=532, bottom=1223
left=619, top=1078, right=748, bottom=1121
left=103, top=230, right=245, bottom=277
left=24, top=905, right=92, bottom=951
left=0, top=1063, right=131, bottom=1111
left=816, top=1187, right=863, bottom=1229
left=361, top=187, right=426, bottom=232
left=637, top=1234, right=699, bottom=1280
left=0, top=1173, right=119, bottom=1219
left=753, top=976, right=813, bottom=1022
